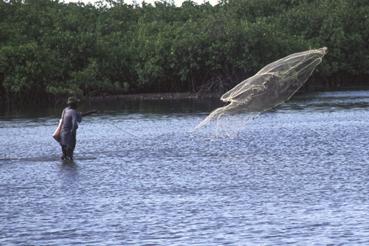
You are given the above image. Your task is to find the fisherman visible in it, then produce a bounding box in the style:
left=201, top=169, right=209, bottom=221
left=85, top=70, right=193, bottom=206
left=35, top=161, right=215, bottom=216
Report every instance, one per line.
left=54, top=97, right=96, bottom=161
left=60, top=96, right=82, bottom=160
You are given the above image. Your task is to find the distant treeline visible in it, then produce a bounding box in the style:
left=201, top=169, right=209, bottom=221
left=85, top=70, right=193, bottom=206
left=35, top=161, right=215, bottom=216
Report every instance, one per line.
left=1, top=0, right=369, bottom=103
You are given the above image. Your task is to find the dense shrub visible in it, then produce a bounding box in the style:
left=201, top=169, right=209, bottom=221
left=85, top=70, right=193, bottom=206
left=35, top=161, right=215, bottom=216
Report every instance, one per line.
left=0, top=0, right=368, bottom=102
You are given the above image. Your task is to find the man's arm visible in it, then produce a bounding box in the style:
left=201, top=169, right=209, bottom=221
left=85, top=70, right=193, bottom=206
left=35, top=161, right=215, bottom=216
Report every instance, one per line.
left=81, top=110, right=97, bottom=117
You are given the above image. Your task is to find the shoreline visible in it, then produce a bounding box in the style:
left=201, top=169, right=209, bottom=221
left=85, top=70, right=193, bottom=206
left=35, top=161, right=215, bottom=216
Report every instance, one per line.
left=0, top=92, right=223, bottom=110
left=86, top=85, right=369, bottom=103
left=86, top=92, right=222, bottom=102
left=2, top=85, right=369, bottom=106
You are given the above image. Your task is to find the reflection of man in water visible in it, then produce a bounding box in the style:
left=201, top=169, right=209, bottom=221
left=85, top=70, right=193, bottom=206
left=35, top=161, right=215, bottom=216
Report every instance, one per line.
left=60, top=97, right=81, bottom=160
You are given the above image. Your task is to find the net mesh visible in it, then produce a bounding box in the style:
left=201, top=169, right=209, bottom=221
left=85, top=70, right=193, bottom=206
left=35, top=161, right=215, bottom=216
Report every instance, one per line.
left=195, top=47, right=327, bottom=130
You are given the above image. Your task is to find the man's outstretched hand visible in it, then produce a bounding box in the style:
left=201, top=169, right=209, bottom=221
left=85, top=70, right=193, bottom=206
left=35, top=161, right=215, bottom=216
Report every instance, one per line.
left=81, top=110, right=98, bottom=117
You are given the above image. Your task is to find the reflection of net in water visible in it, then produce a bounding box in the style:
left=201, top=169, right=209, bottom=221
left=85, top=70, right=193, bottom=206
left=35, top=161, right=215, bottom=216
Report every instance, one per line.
left=196, top=47, right=327, bottom=130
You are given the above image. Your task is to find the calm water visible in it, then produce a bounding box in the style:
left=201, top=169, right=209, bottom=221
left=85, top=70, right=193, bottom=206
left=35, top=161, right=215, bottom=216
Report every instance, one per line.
left=2, top=91, right=369, bottom=245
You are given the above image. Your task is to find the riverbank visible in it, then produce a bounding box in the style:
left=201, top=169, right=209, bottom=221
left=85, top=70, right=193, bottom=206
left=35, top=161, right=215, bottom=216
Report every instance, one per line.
left=2, top=81, right=369, bottom=107
left=0, top=92, right=224, bottom=118
left=77, top=82, right=369, bottom=104
left=88, top=92, right=221, bottom=102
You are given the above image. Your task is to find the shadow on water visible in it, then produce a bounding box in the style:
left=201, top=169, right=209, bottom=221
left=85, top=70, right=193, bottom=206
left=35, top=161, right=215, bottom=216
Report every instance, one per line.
left=0, top=156, right=96, bottom=164
left=58, top=160, right=80, bottom=185
left=60, top=159, right=78, bottom=170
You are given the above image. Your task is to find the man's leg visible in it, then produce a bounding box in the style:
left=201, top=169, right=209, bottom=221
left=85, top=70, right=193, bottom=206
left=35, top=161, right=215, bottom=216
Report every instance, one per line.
left=66, top=147, right=74, bottom=160
left=61, top=145, right=67, bottom=160
left=68, top=132, right=77, bottom=160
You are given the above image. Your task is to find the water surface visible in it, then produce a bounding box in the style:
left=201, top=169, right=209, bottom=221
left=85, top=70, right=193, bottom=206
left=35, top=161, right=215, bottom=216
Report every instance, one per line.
left=1, top=91, right=369, bottom=245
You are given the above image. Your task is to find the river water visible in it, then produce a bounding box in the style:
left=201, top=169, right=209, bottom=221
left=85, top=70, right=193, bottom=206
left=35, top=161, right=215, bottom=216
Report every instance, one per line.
left=1, top=91, right=369, bottom=245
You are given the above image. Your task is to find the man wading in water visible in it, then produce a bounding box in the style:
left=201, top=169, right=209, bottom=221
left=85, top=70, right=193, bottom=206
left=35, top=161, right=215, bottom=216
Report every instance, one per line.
left=58, top=97, right=95, bottom=160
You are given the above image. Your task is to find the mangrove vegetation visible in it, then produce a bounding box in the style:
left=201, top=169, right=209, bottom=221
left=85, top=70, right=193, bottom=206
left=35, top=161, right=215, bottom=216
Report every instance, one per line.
left=1, top=0, right=369, bottom=103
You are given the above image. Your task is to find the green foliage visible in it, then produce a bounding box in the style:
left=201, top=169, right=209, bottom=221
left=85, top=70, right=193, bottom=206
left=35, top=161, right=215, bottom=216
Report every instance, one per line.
left=0, top=0, right=368, bottom=102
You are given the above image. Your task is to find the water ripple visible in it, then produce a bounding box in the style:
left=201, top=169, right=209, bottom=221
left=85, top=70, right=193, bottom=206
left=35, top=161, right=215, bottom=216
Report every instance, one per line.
left=2, top=91, right=369, bottom=244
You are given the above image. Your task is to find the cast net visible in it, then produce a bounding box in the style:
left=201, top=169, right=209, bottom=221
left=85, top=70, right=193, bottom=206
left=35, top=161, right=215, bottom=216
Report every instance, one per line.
left=195, top=47, right=327, bottom=130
